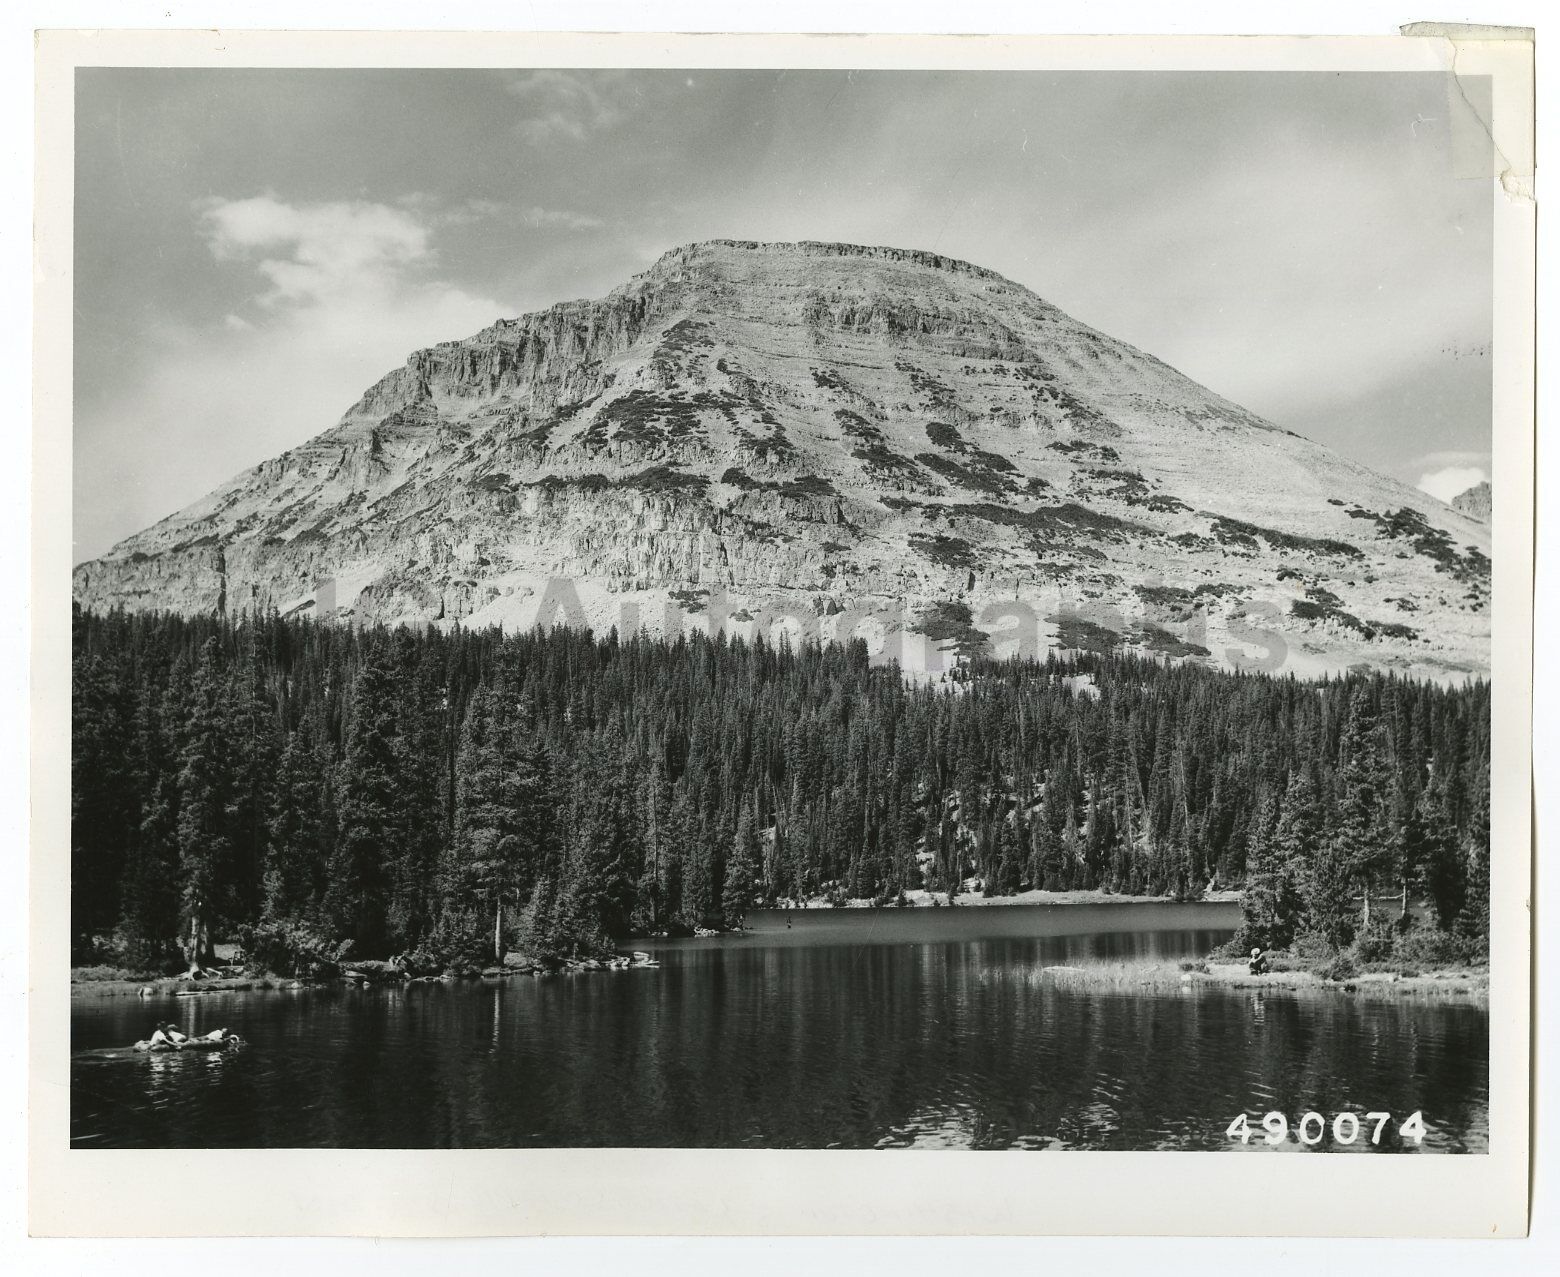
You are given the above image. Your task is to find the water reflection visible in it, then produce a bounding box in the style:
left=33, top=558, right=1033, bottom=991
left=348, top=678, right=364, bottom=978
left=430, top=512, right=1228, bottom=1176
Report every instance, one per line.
left=71, top=905, right=1487, bottom=1152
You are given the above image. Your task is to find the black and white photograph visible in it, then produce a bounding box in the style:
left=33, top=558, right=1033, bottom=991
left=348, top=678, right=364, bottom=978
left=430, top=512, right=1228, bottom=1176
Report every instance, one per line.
left=29, top=23, right=1536, bottom=1240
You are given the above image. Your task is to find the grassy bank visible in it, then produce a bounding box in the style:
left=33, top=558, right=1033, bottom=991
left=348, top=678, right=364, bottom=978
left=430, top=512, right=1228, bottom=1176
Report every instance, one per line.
left=1040, top=957, right=1487, bottom=1002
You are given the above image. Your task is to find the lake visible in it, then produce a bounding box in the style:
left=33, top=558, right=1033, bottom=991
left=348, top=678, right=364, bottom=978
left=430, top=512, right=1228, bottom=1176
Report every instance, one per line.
left=70, top=902, right=1489, bottom=1151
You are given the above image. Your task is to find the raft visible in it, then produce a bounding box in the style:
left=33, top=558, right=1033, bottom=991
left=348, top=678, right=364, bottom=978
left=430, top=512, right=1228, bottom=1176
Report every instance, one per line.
left=133, top=1035, right=243, bottom=1053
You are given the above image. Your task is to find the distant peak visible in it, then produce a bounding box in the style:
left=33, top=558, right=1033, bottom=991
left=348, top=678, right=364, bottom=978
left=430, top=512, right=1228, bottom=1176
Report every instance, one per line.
left=1451, top=480, right=1491, bottom=523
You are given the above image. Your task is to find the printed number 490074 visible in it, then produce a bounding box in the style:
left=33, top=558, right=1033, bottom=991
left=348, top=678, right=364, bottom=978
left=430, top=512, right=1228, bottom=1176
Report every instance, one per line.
left=1225, top=1111, right=1425, bottom=1146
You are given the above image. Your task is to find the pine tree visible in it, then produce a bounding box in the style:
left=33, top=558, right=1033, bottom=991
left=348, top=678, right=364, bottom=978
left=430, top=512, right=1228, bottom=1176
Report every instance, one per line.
left=1283, top=770, right=1353, bottom=949
left=387, top=629, right=451, bottom=950
left=723, top=801, right=760, bottom=925
left=987, top=806, right=1023, bottom=896
left=509, top=729, right=558, bottom=906
left=442, top=683, right=513, bottom=962
left=264, top=728, right=327, bottom=925
left=224, top=623, right=279, bottom=931
left=115, top=675, right=181, bottom=968
left=325, top=651, right=400, bottom=957
left=1333, top=686, right=1390, bottom=934
left=1238, top=785, right=1304, bottom=948
left=173, top=639, right=232, bottom=972
left=1059, top=801, right=1081, bottom=892
left=72, top=649, right=141, bottom=957
left=1454, top=760, right=1491, bottom=953
left=1411, top=777, right=1461, bottom=929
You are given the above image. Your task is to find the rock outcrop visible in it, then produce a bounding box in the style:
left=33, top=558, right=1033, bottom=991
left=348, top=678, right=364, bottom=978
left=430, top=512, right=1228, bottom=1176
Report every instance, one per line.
left=73, top=239, right=1491, bottom=681
left=1452, top=481, right=1491, bottom=524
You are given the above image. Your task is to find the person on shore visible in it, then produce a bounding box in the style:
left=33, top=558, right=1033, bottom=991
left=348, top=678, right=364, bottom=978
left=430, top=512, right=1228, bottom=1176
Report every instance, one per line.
left=1248, top=947, right=1270, bottom=976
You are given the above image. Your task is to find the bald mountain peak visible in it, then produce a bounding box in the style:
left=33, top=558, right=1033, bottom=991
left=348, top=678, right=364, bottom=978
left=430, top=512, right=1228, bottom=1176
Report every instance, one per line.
left=74, top=238, right=1490, bottom=681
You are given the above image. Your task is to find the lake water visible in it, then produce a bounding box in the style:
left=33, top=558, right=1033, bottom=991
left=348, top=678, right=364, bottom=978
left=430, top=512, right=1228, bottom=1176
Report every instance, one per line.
left=70, top=902, right=1488, bottom=1151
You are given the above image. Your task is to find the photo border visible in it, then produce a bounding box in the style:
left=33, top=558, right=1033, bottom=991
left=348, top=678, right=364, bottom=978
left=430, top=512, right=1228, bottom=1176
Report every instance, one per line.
left=29, top=26, right=1536, bottom=1238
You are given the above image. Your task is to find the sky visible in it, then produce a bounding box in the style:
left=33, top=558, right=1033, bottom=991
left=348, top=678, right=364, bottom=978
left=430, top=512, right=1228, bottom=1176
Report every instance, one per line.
left=73, top=68, right=1493, bottom=562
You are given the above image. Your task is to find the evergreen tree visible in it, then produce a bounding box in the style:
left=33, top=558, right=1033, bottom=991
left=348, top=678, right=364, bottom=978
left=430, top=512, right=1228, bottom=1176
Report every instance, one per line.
left=324, top=651, right=400, bottom=956
left=441, top=683, right=514, bottom=962
left=723, top=801, right=761, bottom=925
left=174, top=639, right=231, bottom=971
left=116, top=677, right=182, bottom=967
left=71, top=652, right=134, bottom=954
left=1283, top=770, right=1354, bottom=949
left=1454, top=761, right=1491, bottom=953
left=1238, top=786, right=1304, bottom=949
left=1332, top=686, right=1390, bottom=934
left=263, top=728, right=327, bottom=925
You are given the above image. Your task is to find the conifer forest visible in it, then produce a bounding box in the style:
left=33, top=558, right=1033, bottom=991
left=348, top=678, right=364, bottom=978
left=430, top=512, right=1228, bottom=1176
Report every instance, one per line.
left=70, top=606, right=1491, bottom=973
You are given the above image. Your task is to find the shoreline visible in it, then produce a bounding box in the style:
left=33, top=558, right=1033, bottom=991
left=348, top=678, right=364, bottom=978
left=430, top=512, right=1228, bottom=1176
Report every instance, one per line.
left=69, top=952, right=657, bottom=998
left=71, top=952, right=1490, bottom=1004
left=783, top=888, right=1244, bottom=910
left=71, top=894, right=1244, bottom=995
left=1040, top=958, right=1488, bottom=1003
left=71, top=896, right=1486, bottom=1005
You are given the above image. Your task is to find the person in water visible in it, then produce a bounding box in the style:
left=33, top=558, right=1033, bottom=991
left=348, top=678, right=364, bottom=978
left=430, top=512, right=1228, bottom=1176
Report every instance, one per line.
left=1248, top=947, right=1270, bottom=976
left=148, top=1022, right=232, bottom=1047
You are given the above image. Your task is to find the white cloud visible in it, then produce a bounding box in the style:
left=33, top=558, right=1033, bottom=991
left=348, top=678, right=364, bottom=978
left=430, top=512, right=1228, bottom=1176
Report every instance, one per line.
left=1416, top=449, right=1491, bottom=469
left=75, top=196, right=511, bottom=560
left=200, top=195, right=433, bottom=306
left=506, top=70, right=633, bottom=144
left=1417, top=465, right=1488, bottom=504
left=519, top=205, right=604, bottom=231
left=398, top=196, right=605, bottom=234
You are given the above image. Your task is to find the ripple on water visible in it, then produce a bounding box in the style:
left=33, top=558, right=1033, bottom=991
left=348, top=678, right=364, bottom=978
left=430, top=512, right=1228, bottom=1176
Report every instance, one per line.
left=69, top=912, right=1487, bottom=1151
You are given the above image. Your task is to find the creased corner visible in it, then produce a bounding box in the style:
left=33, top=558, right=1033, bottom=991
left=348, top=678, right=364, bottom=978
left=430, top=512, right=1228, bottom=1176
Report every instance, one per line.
left=1400, top=22, right=1534, bottom=42
left=1400, top=22, right=1534, bottom=201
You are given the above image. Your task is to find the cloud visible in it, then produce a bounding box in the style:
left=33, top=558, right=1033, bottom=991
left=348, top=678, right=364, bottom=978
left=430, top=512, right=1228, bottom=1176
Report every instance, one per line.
left=192, top=197, right=507, bottom=364
left=1415, top=449, right=1491, bottom=469
left=200, top=195, right=433, bottom=306
left=1417, top=465, right=1488, bottom=504
left=75, top=196, right=511, bottom=560
left=506, top=70, right=633, bottom=144
left=399, top=195, right=605, bottom=233
left=518, top=205, right=604, bottom=231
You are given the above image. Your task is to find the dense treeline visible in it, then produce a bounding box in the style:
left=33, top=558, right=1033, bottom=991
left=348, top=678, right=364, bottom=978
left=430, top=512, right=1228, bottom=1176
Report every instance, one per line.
left=71, top=606, right=1490, bottom=972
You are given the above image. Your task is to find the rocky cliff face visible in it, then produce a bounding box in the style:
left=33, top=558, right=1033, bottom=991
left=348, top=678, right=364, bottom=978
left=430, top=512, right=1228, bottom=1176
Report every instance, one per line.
left=1452, top=481, right=1492, bottom=524
left=74, top=239, right=1491, bottom=681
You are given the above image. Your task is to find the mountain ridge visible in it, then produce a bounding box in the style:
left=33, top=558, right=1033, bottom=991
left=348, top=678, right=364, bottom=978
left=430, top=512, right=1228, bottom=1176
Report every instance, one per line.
left=73, top=238, right=1492, bottom=681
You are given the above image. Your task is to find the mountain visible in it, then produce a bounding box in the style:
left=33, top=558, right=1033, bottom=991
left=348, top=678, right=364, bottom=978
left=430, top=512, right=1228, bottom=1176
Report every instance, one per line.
left=1452, top=480, right=1491, bottom=524
left=73, top=239, right=1491, bottom=681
